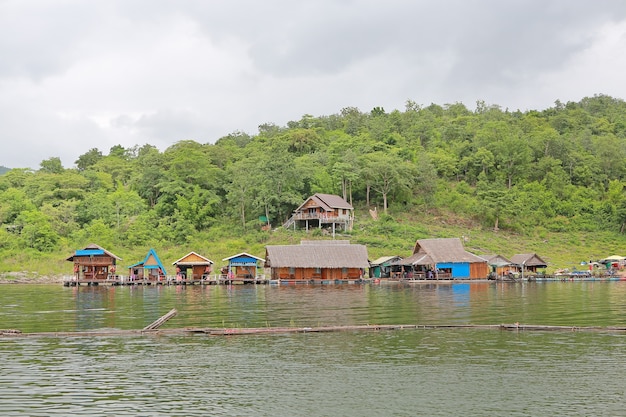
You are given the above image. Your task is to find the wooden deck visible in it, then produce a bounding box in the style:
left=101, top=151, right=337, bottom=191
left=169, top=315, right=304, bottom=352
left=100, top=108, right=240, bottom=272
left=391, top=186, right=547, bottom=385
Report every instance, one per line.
left=63, top=274, right=269, bottom=286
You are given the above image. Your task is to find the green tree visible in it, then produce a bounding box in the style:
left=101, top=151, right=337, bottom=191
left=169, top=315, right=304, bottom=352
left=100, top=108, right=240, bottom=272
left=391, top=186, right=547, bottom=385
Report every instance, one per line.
left=15, top=210, right=59, bottom=251
left=0, top=188, right=35, bottom=224
left=224, top=159, right=255, bottom=230
left=39, top=157, right=64, bottom=174
left=475, top=173, right=510, bottom=231
left=362, top=152, right=412, bottom=214
left=75, top=148, right=103, bottom=171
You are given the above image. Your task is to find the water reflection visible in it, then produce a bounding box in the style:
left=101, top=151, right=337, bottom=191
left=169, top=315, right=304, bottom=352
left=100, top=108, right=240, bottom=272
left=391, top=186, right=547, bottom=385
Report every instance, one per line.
left=2, top=282, right=626, bottom=416
left=2, top=281, right=626, bottom=333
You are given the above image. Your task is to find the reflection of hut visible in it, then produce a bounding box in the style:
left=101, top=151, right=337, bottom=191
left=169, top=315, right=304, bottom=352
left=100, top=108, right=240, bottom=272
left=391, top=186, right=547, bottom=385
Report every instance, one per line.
left=369, top=256, right=403, bottom=278
left=480, top=254, right=513, bottom=278
left=66, top=243, right=121, bottom=284
left=172, top=252, right=214, bottom=283
left=128, top=249, right=167, bottom=283
left=510, top=253, right=547, bottom=274
left=265, top=240, right=369, bottom=283
left=222, top=252, right=265, bottom=282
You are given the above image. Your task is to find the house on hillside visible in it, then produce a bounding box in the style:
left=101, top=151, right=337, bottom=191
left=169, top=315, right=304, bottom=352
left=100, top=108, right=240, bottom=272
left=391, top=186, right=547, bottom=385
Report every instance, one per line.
left=407, top=238, right=489, bottom=280
left=283, top=193, right=354, bottom=234
left=509, top=253, right=548, bottom=275
left=265, top=240, right=369, bottom=283
left=128, top=249, right=167, bottom=283
left=172, top=252, right=214, bottom=283
left=66, top=243, right=121, bottom=283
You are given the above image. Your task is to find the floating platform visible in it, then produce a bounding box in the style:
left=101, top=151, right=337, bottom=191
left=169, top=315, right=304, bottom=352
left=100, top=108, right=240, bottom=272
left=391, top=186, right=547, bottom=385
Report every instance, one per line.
left=63, top=276, right=270, bottom=287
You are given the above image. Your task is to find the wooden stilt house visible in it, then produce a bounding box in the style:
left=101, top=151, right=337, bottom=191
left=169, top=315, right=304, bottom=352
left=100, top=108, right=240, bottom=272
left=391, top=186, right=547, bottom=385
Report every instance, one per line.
left=66, top=243, right=121, bottom=284
left=172, top=252, right=214, bottom=283
left=283, top=193, right=354, bottom=234
left=128, top=249, right=167, bottom=283
left=509, top=253, right=548, bottom=275
left=221, top=252, right=265, bottom=283
left=480, top=254, right=514, bottom=279
left=265, top=240, right=369, bottom=283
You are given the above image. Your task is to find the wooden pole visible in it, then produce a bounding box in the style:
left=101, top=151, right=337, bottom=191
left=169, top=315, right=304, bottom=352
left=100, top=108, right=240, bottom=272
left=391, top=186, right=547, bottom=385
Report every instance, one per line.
left=142, top=308, right=178, bottom=331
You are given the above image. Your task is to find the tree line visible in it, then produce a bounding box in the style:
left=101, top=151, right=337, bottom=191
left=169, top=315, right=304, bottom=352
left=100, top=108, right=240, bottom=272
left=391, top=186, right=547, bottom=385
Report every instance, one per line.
left=2, top=94, right=626, bottom=255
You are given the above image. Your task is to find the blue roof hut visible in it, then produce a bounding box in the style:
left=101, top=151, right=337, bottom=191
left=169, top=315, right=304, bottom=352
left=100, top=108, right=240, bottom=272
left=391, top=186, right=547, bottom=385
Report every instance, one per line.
left=128, top=249, right=167, bottom=283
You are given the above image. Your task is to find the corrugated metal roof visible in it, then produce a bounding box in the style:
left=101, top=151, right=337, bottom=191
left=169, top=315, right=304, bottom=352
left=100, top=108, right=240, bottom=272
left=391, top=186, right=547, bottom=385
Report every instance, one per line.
left=266, top=243, right=369, bottom=268
left=391, top=252, right=434, bottom=266
left=315, top=193, right=353, bottom=210
left=294, top=193, right=353, bottom=212
left=301, top=240, right=351, bottom=245
left=66, top=243, right=122, bottom=261
left=222, top=252, right=265, bottom=262
left=510, top=253, right=547, bottom=267
left=370, top=255, right=402, bottom=265
left=413, top=238, right=486, bottom=264
left=128, top=249, right=167, bottom=274
left=480, top=254, right=513, bottom=266
left=172, top=251, right=214, bottom=265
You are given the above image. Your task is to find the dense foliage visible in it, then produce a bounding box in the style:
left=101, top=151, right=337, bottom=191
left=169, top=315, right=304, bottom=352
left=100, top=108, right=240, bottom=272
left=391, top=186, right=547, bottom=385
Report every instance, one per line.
left=2, top=94, right=626, bottom=274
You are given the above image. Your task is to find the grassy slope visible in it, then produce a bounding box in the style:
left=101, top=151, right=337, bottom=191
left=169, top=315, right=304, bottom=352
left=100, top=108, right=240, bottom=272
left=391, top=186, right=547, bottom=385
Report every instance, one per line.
left=2, top=208, right=625, bottom=279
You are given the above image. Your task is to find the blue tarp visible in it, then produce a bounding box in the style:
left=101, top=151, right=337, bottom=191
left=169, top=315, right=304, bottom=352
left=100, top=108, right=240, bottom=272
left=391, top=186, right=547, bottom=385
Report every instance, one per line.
left=437, top=262, right=470, bottom=279
left=229, top=256, right=259, bottom=266
left=75, top=249, right=105, bottom=256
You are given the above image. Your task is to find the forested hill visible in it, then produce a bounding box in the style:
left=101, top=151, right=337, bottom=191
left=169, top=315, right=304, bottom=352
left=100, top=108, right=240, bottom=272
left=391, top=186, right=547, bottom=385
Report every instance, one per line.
left=0, top=166, right=9, bottom=175
left=2, top=94, right=626, bottom=274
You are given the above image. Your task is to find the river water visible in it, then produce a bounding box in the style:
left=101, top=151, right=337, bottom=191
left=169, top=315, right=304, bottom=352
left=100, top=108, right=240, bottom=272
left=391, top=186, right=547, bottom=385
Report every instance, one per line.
left=1, top=281, right=625, bottom=416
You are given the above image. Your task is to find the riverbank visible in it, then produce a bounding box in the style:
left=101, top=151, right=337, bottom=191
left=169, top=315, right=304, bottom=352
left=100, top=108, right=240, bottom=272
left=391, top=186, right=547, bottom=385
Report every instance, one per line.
left=0, top=272, right=64, bottom=284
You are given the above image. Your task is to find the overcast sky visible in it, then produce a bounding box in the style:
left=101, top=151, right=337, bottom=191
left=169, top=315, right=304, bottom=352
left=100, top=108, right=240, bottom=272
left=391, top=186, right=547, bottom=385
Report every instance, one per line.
left=2, top=0, right=626, bottom=169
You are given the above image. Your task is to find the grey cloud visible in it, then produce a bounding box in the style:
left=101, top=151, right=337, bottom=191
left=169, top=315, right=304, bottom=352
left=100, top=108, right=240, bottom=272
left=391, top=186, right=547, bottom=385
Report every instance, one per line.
left=133, top=109, right=216, bottom=144
left=2, top=0, right=626, bottom=168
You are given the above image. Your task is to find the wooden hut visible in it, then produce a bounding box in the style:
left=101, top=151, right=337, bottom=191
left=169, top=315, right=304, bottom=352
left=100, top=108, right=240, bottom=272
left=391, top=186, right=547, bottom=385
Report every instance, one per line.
left=265, top=240, right=369, bottom=283
left=172, top=252, right=214, bottom=283
left=369, top=256, right=403, bottom=278
left=283, top=193, right=354, bottom=234
left=128, top=249, right=167, bottom=283
left=66, top=243, right=121, bottom=284
left=221, top=252, right=265, bottom=283
left=389, top=252, right=436, bottom=279
left=509, top=253, right=548, bottom=275
left=480, top=254, right=514, bottom=279
left=411, top=238, right=489, bottom=279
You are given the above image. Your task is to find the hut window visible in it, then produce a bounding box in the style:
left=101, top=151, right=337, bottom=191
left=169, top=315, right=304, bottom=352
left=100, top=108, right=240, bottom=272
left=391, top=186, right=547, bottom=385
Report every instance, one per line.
left=342, top=268, right=347, bottom=274
left=289, top=267, right=295, bottom=275
left=315, top=267, right=321, bottom=274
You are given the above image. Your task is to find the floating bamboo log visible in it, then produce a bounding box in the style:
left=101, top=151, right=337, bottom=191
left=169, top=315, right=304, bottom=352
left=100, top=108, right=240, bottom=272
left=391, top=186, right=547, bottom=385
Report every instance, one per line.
left=2, top=323, right=626, bottom=338
left=142, top=308, right=178, bottom=331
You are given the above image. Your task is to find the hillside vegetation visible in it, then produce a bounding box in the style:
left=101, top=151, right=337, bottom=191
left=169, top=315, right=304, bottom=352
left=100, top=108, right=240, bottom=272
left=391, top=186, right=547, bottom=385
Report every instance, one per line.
left=2, top=95, right=626, bottom=278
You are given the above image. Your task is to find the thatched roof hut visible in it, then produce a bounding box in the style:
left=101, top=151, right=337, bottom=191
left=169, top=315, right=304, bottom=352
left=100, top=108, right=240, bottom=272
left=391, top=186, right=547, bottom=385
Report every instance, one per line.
left=265, top=240, right=369, bottom=281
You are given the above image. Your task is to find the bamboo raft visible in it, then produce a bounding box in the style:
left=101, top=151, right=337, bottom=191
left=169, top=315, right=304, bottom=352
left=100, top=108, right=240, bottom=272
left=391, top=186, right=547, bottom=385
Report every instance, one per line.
left=2, top=316, right=625, bottom=339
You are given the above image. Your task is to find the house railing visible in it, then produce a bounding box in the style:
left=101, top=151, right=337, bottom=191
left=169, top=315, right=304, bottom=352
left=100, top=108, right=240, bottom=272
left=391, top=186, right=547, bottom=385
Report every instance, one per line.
left=283, top=212, right=352, bottom=228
